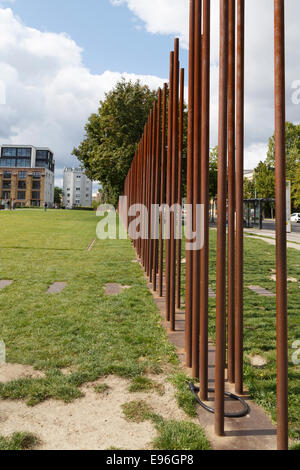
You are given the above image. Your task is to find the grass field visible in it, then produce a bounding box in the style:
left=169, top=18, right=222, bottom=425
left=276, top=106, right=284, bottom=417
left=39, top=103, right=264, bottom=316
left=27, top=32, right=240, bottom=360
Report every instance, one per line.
left=0, top=210, right=299, bottom=448
left=0, top=209, right=208, bottom=450
left=180, top=229, right=300, bottom=442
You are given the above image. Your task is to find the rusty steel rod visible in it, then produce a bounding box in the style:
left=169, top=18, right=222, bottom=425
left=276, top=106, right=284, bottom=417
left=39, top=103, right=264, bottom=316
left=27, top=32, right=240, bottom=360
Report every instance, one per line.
left=159, top=84, right=168, bottom=298
left=176, top=68, right=184, bottom=310
left=170, top=38, right=180, bottom=332
left=199, top=0, right=210, bottom=401
left=235, top=0, right=245, bottom=397
left=185, top=0, right=195, bottom=368
left=153, top=90, right=162, bottom=292
left=165, top=51, right=174, bottom=321
left=227, top=0, right=236, bottom=385
left=215, top=0, right=228, bottom=437
left=274, top=0, right=288, bottom=451
left=192, top=0, right=202, bottom=380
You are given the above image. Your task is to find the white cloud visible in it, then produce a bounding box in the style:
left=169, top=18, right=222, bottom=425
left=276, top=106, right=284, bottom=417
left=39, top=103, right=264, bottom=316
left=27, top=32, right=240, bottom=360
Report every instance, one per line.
left=0, top=8, right=166, bottom=186
left=111, top=0, right=300, bottom=168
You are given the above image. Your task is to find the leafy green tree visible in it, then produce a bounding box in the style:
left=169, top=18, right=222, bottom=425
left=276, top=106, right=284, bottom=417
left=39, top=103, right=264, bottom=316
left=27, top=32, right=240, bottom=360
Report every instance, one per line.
left=73, top=79, right=157, bottom=206
left=266, top=121, right=300, bottom=210
left=54, top=187, right=63, bottom=206
left=244, top=178, right=255, bottom=199
left=253, top=161, right=275, bottom=199
left=209, top=146, right=218, bottom=199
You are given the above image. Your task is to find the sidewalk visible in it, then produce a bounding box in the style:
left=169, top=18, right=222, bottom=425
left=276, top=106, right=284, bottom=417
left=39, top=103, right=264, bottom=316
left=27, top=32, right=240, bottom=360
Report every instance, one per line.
left=245, top=228, right=300, bottom=251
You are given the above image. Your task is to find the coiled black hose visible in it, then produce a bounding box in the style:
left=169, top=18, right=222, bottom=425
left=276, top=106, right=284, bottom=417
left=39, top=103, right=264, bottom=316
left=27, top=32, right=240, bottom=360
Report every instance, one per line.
left=189, top=383, right=251, bottom=418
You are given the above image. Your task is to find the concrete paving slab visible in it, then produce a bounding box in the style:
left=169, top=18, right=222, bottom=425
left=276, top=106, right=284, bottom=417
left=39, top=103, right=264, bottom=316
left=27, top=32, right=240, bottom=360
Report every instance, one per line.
left=47, top=282, right=67, bottom=294
left=248, top=285, right=275, bottom=297
left=0, top=280, right=13, bottom=290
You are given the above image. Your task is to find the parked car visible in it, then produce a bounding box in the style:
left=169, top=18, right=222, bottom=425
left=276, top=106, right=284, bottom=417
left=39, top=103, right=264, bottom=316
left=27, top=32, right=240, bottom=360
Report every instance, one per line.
left=291, top=213, right=300, bottom=223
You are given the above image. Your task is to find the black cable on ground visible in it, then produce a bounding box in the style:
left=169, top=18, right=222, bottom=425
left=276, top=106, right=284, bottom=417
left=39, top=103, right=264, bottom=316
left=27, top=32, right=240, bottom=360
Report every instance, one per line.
left=189, top=383, right=251, bottom=418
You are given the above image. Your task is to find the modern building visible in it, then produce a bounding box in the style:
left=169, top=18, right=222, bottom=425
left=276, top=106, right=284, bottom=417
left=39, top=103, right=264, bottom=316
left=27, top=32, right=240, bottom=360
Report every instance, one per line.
left=63, top=167, right=93, bottom=208
left=0, top=145, right=55, bottom=208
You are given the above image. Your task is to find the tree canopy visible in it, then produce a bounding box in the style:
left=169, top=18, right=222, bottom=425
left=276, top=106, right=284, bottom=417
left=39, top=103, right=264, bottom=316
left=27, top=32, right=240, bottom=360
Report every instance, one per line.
left=73, top=79, right=157, bottom=205
left=244, top=122, right=300, bottom=210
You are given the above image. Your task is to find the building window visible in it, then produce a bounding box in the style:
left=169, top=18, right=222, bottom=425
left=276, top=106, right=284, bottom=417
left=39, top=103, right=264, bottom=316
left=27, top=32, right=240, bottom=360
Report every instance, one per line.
left=76, top=187, right=81, bottom=191
left=33, top=172, right=41, bottom=179
left=32, top=191, right=40, bottom=199
left=3, top=181, right=11, bottom=189
left=18, top=181, right=26, bottom=189
left=17, top=191, right=26, bottom=200
left=18, top=172, right=26, bottom=179
left=2, top=191, right=10, bottom=199
left=17, top=148, right=31, bottom=158
left=32, top=181, right=40, bottom=189
left=3, top=171, right=11, bottom=179
left=2, top=147, right=16, bottom=157
left=16, top=159, right=31, bottom=168
left=0, top=159, right=16, bottom=167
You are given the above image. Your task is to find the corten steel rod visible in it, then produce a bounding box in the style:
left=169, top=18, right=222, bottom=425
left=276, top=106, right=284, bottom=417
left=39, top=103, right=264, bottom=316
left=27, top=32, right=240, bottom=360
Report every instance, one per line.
left=227, top=0, right=236, bottom=385
left=170, top=38, right=180, bottom=332
left=199, top=0, right=210, bottom=402
left=274, top=0, right=288, bottom=451
left=153, top=90, right=162, bottom=292
left=146, top=111, right=152, bottom=277
left=235, top=0, right=245, bottom=397
left=185, top=0, right=195, bottom=368
left=192, top=0, right=202, bottom=380
left=215, top=0, right=228, bottom=437
left=176, top=68, right=184, bottom=310
left=149, top=102, right=157, bottom=283
left=159, top=84, right=168, bottom=298
left=165, top=51, right=174, bottom=321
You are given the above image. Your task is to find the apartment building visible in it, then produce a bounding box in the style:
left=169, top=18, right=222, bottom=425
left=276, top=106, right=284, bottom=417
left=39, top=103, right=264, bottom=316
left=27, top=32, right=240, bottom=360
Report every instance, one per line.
left=0, top=145, right=55, bottom=208
left=63, top=167, right=93, bottom=208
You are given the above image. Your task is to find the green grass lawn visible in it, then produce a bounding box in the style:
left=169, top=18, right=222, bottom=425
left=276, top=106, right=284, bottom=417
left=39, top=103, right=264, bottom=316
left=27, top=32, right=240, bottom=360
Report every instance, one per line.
left=180, top=229, right=300, bottom=441
left=0, top=210, right=299, bottom=448
left=0, top=210, right=179, bottom=406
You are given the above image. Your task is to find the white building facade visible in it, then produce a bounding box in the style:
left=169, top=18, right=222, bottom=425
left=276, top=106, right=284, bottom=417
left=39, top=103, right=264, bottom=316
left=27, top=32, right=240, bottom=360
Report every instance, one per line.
left=63, top=167, right=93, bottom=208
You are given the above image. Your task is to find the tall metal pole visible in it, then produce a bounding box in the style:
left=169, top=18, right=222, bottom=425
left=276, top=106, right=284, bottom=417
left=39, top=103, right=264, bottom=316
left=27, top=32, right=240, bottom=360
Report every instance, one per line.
left=227, top=0, right=236, bottom=384
left=192, top=0, right=202, bottom=380
left=274, top=0, right=288, bottom=451
left=200, top=0, right=210, bottom=401
left=177, top=68, right=184, bottom=310
left=153, top=91, right=162, bottom=292
left=185, top=0, right=195, bottom=369
left=166, top=52, right=174, bottom=321
left=170, top=39, right=180, bottom=332
left=215, top=0, right=228, bottom=437
left=159, top=84, right=168, bottom=298
left=235, top=0, right=245, bottom=397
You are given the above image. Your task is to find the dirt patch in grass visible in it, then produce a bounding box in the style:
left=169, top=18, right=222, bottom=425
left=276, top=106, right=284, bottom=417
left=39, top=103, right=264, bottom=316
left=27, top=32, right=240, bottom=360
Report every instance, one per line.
left=0, top=375, right=197, bottom=450
left=0, top=364, right=45, bottom=383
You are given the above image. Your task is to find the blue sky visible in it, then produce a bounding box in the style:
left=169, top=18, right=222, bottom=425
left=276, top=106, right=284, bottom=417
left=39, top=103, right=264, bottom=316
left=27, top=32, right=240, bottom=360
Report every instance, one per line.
left=0, top=0, right=299, bottom=190
left=10, top=0, right=188, bottom=79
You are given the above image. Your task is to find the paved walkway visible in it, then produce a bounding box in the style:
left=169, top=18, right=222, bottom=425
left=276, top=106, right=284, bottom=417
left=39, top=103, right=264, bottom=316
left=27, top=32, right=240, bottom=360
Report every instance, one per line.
left=245, top=230, right=300, bottom=251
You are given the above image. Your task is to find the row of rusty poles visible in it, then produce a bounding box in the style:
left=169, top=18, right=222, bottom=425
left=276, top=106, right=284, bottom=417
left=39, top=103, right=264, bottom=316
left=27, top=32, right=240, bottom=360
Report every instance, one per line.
left=185, top=0, right=288, bottom=450
left=124, top=0, right=288, bottom=451
left=123, top=39, right=185, bottom=328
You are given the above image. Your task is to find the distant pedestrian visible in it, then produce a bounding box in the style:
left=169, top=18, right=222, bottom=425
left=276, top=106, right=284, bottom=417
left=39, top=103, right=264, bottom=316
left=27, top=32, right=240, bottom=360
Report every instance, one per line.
left=44, top=202, right=48, bottom=212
